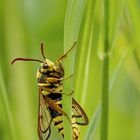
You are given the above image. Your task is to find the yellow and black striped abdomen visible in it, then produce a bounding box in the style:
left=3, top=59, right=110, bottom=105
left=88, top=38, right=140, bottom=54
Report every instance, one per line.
left=53, top=106, right=80, bottom=140
left=71, top=117, right=80, bottom=140
left=46, top=93, right=80, bottom=140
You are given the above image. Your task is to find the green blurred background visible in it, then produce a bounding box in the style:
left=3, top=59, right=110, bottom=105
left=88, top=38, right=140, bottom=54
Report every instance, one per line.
left=0, top=0, right=140, bottom=140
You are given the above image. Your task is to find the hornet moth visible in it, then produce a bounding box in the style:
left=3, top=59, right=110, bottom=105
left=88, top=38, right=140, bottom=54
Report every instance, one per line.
left=11, top=42, right=88, bottom=140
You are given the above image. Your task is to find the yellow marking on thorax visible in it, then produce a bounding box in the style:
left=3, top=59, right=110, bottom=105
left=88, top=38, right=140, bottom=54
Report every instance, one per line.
left=44, top=59, right=54, bottom=66
left=36, top=70, right=42, bottom=79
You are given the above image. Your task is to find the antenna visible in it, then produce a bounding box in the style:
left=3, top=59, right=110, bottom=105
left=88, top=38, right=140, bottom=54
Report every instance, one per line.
left=11, top=42, right=47, bottom=65
left=41, top=42, right=46, bottom=59
left=11, top=57, right=43, bottom=65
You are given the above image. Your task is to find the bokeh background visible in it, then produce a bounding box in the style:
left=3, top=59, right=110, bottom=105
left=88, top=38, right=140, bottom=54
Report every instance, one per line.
left=0, top=0, right=140, bottom=140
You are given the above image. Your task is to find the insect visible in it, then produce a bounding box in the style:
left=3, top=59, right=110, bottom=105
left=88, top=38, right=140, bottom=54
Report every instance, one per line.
left=11, top=42, right=88, bottom=140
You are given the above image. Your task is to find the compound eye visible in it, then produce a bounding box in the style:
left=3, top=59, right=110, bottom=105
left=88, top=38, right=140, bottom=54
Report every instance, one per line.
left=43, top=63, right=48, bottom=69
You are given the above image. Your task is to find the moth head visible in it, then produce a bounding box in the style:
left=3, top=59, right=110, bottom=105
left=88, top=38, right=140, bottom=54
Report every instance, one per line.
left=41, top=58, right=54, bottom=71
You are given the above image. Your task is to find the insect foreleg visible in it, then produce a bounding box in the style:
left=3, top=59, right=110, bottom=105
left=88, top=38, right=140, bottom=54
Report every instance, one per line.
left=45, top=96, right=71, bottom=123
left=45, top=74, right=73, bottom=83
left=39, top=86, right=73, bottom=95
left=56, top=42, right=76, bottom=62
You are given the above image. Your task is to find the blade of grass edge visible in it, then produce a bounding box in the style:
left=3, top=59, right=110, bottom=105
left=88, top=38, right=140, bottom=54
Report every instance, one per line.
left=100, top=0, right=110, bottom=139
left=63, top=0, right=86, bottom=140
left=74, top=0, right=97, bottom=106
left=84, top=104, right=101, bottom=140
left=84, top=0, right=126, bottom=139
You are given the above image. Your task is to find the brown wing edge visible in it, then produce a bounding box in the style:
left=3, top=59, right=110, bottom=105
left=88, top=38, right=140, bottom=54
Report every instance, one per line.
left=72, top=98, right=89, bottom=125
left=38, top=88, right=53, bottom=140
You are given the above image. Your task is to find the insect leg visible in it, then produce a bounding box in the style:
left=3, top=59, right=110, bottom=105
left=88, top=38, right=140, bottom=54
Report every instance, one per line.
left=56, top=42, right=76, bottom=62
left=45, top=74, right=73, bottom=83
left=55, top=42, right=76, bottom=75
left=45, top=96, right=71, bottom=123
left=39, top=86, right=74, bottom=95
left=60, top=74, right=73, bottom=81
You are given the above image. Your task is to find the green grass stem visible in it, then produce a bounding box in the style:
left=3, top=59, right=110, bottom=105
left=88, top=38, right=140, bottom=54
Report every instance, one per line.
left=85, top=44, right=135, bottom=140
left=133, top=50, right=140, bottom=71
left=63, top=0, right=86, bottom=140
left=75, top=0, right=96, bottom=106
left=84, top=105, right=101, bottom=140
left=127, top=0, right=140, bottom=47
left=100, top=0, right=110, bottom=140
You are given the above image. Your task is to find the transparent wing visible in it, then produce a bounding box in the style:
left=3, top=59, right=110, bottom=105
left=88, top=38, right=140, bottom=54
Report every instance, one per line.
left=72, top=98, right=89, bottom=125
left=38, top=89, right=52, bottom=140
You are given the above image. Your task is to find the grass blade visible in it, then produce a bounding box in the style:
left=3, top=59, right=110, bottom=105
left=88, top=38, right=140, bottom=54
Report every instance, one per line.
left=0, top=68, right=17, bottom=140
left=63, top=0, right=86, bottom=140
left=84, top=105, right=101, bottom=140
left=74, top=0, right=97, bottom=106
left=100, top=0, right=110, bottom=140
left=85, top=44, right=135, bottom=140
